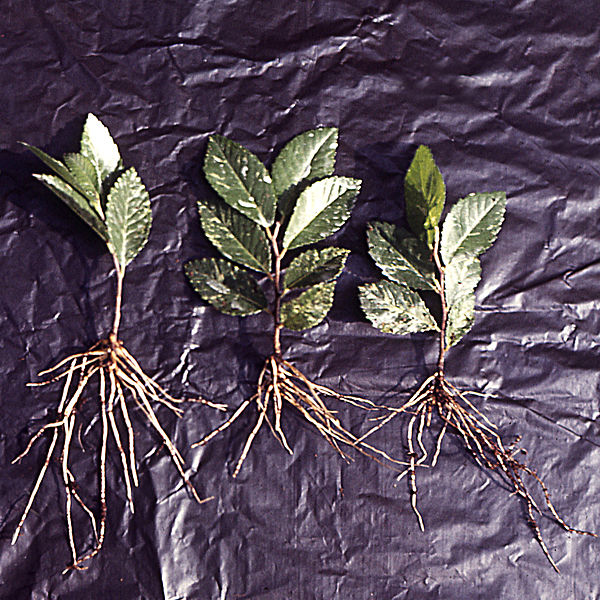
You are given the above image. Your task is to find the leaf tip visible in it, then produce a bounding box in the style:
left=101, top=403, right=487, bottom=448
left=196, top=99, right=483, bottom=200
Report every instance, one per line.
left=415, top=144, right=433, bottom=157
left=206, top=133, right=226, bottom=150
left=83, top=113, right=106, bottom=130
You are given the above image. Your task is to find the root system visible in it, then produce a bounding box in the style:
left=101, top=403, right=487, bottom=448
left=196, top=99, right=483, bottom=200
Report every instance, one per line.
left=193, top=352, right=400, bottom=477
left=362, top=370, right=595, bottom=572
left=13, top=261, right=224, bottom=571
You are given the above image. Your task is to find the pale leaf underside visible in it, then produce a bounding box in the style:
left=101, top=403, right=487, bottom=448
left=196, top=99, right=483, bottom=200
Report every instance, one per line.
left=80, top=113, right=122, bottom=188
left=105, top=167, right=151, bottom=270
left=360, top=280, right=439, bottom=336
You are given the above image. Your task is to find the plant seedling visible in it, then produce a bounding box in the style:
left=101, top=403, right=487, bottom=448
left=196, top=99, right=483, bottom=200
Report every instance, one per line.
left=13, top=114, right=223, bottom=570
left=358, top=145, right=594, bottom=571
left=185, top=128, right=397, bottom=476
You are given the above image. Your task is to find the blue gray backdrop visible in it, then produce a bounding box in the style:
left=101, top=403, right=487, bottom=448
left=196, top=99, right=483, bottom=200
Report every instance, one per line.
left=1, top=1, right=599, bottom=598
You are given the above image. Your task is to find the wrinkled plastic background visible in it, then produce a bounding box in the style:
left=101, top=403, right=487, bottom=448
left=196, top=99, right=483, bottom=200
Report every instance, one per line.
left=1, top=1, right=600, bottom=598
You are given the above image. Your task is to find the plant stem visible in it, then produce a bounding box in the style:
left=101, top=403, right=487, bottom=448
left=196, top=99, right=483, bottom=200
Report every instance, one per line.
left=266, top=224, right=284, bottom=357
left=432, top=228, right=447, bottom=376
left=111, top=253, right=124, bottom=341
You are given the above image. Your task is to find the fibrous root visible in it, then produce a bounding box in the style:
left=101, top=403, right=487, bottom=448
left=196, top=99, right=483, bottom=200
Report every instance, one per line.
left=359, top=372, right=596, bottom=572
left=193, top=354, right=403, bottom=477
left=12, top=334, right=225, bottom=571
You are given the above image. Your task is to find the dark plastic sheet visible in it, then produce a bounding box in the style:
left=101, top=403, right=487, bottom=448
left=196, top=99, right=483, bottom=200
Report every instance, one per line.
left=1, top=1, right=600, bottom=598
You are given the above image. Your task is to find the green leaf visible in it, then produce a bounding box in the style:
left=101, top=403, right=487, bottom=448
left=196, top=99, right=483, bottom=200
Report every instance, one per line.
left=21, top=143, right=83, bottom=192
left=204, top=135, right=277, bottom=227
left=185, top=258, right=267, bottom=316
left=445, top=293, right=475, bottom=347
left=404, top=145, right=445, bottom=248
left=283, top=247, right=349, bottom=290
left=272, top=128, right=338, bottom=196
left=63, top=152, right=103, bottom=215
left=440, top=192, right=506, bottom=265
left=282, top=176, right=360, bottom=250
left=367, top=221, right=437, bottom=291
left=444, top=254, right=481, bottom=309
left=105, top=168, right=151, bottom=270
left=33, top=174, right=108, bottom=241
left=280, top=281, right=336, bottom=331
left=359, top=280, right=439, bottom=336
left=198, top=199, right=271, bottom=273
left=80, top=113, right=122, bottom=187
left=271, top=128, right=338, bottom=217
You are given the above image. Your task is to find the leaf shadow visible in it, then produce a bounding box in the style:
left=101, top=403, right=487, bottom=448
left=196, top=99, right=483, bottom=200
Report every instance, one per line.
left=0, top=116, right=109, bottom=348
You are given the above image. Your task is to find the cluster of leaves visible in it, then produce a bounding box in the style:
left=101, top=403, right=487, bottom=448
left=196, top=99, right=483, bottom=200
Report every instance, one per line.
left=360, top=145, right=506, bottom=348
left=24, top=113, right=151, bottom=274
left=185, top=128, right=360, bottom=332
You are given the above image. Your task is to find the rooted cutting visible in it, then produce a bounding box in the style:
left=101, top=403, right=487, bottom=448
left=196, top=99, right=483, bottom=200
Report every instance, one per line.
left=359, top=145, right=594, bottom=571
left=186, top=128, right=396, bottom=476
left=13, top=115, right=222, bottom=570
